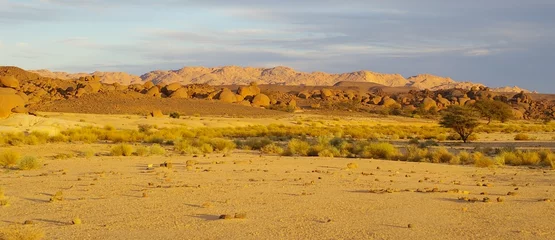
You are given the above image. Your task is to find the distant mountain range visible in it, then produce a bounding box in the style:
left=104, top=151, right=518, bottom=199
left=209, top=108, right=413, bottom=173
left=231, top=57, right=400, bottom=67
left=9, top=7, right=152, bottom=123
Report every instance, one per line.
left=30, top=66, right=530, bottom=93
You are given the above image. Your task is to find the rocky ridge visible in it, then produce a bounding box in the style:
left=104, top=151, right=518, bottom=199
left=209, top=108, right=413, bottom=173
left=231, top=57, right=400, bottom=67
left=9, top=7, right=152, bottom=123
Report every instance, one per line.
left=30, top=66, right=529, bottom=93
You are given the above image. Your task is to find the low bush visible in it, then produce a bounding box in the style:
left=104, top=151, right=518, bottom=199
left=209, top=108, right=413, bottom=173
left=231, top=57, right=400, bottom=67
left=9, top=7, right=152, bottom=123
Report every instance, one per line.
left=17, top=156, right=41, bottom=170
left=110, top=144, right=134, bottom=156
left=261, top=143, right=284, bottom=155
left=149, top=144, right=166, bottom=155
left=473, top=152, right=498, bottom=168
left=514, top=133, right=530, bottom=141
left=0, top=150, right=20, bottom=167
left=458, top=151, right=472, bottom=165
left=359, top=142, right=399, bottom=159
left=169, top=112, right=181, bottom=119
left=403, top=145, right=430, bottom=162
left=431, top=147, right=455, bottom=163
left=287, top=139, right=311, bottom=156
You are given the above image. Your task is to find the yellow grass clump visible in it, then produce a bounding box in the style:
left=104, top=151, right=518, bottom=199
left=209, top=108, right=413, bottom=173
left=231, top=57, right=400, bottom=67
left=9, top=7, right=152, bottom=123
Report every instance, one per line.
left=110, top=144, right=134, bottom=156
left=17, top=156, right=41, bottom=170
left=0, top=150, right=20, bottom=168
left=0, top=225, right=44, bottom=240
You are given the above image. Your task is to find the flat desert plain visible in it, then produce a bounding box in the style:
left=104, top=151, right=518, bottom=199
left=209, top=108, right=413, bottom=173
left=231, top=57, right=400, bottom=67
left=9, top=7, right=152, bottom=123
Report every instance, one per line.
left=0, top=113, right=554, bottom=240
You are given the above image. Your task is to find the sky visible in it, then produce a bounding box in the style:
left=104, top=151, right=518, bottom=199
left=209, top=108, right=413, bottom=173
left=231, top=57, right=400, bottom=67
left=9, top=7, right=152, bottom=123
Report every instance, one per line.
left=0, top=0, right=554, bottom=92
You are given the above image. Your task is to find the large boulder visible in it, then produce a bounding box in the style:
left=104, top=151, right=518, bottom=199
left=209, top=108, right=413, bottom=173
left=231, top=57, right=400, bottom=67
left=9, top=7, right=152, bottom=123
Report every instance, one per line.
left=321, top=88, right=333, bottom=98
left=163, top=83, right=182, bottom=95
left=297, top=91, right=311, bottom=99
left=169, top=88, right=189, bottom=99
left=380, top=97, right=398, bottom=108
left=145, top=86, right=161, bottom=97
left=237, top=84, right=261, bottom=98
left=150, top=110, right=164, bottom=118
left=251, top=94, right=271, bottom=107
left=215, top=88, right=237, bottom=103
left=422, top=97, right=437, bottom=111
left=0, top=76, right=20, bottom=89
left=143, top=81, right=155, bottom=89
left=0, top=92, right=25, bottom=118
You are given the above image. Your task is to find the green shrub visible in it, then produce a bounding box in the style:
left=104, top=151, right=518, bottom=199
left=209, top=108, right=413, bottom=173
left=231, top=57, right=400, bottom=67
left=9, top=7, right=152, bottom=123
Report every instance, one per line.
left=287, top=139, right=310, bottom=156
left=149, top=144, right=166, bottom=155
left=514, top=133, right=530, bottom=141
left=111, top=144, right=134, bottom=156
left=0, top=150, right=20, bottom=167
left=17, top=156, right=41, bottom=170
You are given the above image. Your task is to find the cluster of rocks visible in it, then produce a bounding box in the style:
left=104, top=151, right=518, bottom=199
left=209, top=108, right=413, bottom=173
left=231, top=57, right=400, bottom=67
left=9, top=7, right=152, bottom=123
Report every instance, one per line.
left=0, top=67, right=553, bottom=120
left=295, top=86, right=554, bottom=119
left=0, top=76, right=28, bottom=118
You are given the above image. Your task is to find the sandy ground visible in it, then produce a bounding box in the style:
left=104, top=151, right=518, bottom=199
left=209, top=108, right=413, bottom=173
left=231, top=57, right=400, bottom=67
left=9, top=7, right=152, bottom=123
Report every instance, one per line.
left=1, top=144, right=554, bottom=240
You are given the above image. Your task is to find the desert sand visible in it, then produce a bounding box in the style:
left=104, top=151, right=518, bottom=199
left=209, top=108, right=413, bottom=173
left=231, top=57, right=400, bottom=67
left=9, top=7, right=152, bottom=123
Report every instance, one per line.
left=1, top=146, right=554, bottom=239
left=1, top=112, right=554, bottom=240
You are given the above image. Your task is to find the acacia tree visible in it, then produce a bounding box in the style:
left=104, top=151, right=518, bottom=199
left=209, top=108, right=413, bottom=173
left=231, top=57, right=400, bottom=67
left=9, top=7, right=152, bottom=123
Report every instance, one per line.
left=439, top=105, right=481, bottom=143
left=472, top=99, right=513, bottom=124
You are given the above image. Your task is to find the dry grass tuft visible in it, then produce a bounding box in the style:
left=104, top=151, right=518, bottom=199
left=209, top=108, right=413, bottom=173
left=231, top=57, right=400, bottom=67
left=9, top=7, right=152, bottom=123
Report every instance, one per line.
left=17, top=156, right=41, bottom=170
left=0, top=225, right=45, bottom=240
left=110, top=144, right=134, bottom=156
left=0, top=150, right=20, bottom=168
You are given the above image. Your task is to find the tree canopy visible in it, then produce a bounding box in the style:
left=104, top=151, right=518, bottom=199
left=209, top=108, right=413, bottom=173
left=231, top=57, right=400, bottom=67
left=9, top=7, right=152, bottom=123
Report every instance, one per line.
left=472, top=99, right=513, bottom=124
left=439, top=105, right=481, bottom=143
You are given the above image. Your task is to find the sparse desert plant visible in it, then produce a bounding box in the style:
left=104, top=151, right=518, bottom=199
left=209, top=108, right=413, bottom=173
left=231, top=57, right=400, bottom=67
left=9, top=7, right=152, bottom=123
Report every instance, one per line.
left=169, top=112, right=181, bottom=119
left=138, top=124, right=155, bottom=133
left=110, top=144, right=134, bottom=156
left=499, top=151, right=519, bottom=165
left=537, top=149, right=554, bottom=167
left=347, top=162, right=358, bottom=169
left=82, top=149, right=95, bottom=158
left=449, top=156, right=461, bottom=165
left=473, top=152, right=497, bottom=168
left=0, top=225, right=45, bottom=240
left=260, top=143, right=284, bottom=155
left=360, top=142, right=399, bottom=159
left=209, top=138, right=236, bottom=152
left=49, top=191, right=63, bottom=202
left=135, top=146, right=149, bottom=156
left=431, top=147, right=455, bottom=163
left=514, top=133, right=530, bottom=141
left=0, top=188, right=8, bottom=207
left=200, top=143, right=214, bottom=154
left=17, top=156, right=41, bottom=170
left=149, top=144, right=166, bottom=155
left=0, top=149, right=20, bottom=168
left=458, top=151, right=472, bottom=165
left=403, top=145, right=430, bottom=162
left=519, top=151, right=540, bottom=165
left=317, top=148, right=338, bottom=158
left=287, top=139, right=311, bottom=156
